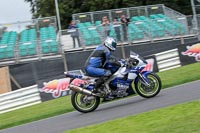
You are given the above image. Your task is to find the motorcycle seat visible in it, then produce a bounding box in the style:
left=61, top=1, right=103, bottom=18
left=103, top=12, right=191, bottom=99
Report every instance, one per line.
left=64, top=72, right=94, bottom=80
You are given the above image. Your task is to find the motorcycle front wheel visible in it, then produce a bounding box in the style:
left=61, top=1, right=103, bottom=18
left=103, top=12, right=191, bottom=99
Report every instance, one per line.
left=71, top=91, right=100, bottom=113
left=134, top=73, right=162, bottom=98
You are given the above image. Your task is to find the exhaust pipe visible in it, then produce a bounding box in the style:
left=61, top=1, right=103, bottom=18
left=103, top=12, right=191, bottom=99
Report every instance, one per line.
left=69, top=85, right=96, bottom=96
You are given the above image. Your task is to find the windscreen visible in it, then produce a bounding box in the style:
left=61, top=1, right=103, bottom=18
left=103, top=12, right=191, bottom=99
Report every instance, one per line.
left=130, top=51, right=147, bottom=64
left=130, top=51, right=138, bottom=57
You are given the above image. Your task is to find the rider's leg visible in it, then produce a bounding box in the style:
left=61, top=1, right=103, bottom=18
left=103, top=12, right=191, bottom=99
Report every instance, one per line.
left=85, top=66, right=105, bottom=77
left=85, top=66, right=112, bottom=92
left=94, top=77, right=105, bottom=92
left=94, top=69, right=112, bottom=92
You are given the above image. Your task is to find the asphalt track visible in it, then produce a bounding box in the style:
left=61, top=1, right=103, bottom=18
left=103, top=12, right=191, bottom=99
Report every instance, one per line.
left=1, top=80, right=200, bottom=133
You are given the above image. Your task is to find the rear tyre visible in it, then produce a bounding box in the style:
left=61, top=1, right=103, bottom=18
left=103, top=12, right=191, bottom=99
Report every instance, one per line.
left=134, top=73, right=162, bottom=98
left=71, top=91, right=100, bottom=113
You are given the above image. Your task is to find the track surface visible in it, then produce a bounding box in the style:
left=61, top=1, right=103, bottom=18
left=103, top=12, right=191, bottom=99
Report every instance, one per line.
left=1, top=80, right=200, bottom=133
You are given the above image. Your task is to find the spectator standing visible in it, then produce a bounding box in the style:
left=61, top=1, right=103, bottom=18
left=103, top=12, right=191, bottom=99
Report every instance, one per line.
left=120, top=15, right=129, bottom=41
left=101, top=16, right=111, bottom=38
left=68, top=20, right=81, bottom=48
left=113, top=17, right=121, bottom=42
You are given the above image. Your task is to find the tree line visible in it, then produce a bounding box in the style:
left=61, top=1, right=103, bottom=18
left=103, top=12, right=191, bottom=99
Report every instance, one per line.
left=25, top=0, right=192, bottom=29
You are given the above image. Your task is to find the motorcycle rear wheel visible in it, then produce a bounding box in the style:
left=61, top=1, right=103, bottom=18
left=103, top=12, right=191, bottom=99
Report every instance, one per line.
left=71, top=91, right=100, bottom=113
left=134, top=73, right=161, bottom=98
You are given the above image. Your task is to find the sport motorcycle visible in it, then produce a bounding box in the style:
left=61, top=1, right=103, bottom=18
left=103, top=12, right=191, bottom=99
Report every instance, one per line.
left=65, top=51, right=162, bottom=113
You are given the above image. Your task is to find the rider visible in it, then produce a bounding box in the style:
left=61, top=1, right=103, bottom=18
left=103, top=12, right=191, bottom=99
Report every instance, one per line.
left=85, top=36, right=121, bottom=93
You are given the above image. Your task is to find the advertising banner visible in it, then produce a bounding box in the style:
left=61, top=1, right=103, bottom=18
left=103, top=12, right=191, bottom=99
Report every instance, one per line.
left=39, top=70, right=85, bottom=102
left=177, top=42, right=200, bottom=66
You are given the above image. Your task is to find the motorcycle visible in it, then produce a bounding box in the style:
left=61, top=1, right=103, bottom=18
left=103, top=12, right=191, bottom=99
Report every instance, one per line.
left=65, top=51, right=162, bottom=113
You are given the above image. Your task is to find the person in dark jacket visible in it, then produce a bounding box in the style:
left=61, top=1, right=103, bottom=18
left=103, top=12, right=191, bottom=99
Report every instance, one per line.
left=85, top=37, right=120, bottom=93
left=113, top=17, right=121, bottom=42
left=68, top=20, right=81, bottom=48
left=120, top=15, right=129, bottom=41
left=101, top=16, right=111, bottom=38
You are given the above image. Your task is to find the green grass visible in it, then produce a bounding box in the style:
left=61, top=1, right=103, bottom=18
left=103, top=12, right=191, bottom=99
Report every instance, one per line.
left=0, top=62, right=200, bottom=130
left=157, top=62, right=200, bottom=89
left=66, top=100, right=200, bottom=133
left=0, top=96, right=74, bottom=129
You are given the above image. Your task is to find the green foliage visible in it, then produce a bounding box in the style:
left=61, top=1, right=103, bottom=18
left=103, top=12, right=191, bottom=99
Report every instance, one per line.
left=25, top=0, right=192, bottom=29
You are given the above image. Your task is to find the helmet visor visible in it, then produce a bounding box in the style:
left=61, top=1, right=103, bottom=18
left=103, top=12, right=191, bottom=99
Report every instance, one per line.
left=112, top=41, right=117, bottom=50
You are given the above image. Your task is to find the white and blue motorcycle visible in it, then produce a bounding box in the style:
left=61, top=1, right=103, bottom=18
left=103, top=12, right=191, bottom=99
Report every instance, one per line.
left=66, top=51, right=162, bottom=113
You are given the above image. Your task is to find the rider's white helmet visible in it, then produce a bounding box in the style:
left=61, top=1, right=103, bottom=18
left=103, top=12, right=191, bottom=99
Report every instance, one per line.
left=104, top=37, right=117, bottom=51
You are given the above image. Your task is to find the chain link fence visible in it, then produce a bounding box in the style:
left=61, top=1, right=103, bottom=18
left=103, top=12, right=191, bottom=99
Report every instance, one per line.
left=65, top=12, right=196, bottom=50
left=66, top=4, right=197, bottom=49
left=0, top=17, right=62, bottom=65
left=72, top=4, right=181, bottom=23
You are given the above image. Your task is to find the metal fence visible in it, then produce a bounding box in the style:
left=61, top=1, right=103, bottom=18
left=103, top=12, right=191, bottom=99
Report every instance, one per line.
left=0, top=17, right=63, bottom=65
left=195, top=14, right=200, bottom=33
left=72, top=4, right=185, bottom=24
left=0, top=17, right=57, bottom=33
left=185, top=14, right=200, bottom=34
left=64, top=4, right=198, bottom=50
left=63, top=15, right=196, bottom=50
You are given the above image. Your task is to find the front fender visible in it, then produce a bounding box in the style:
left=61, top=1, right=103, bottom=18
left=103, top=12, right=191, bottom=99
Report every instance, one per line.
left=141, top=71, right=152, bottom=80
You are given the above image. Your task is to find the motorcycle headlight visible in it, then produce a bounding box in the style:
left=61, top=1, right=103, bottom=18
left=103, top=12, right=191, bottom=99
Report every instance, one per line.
left=128, top=58, right=139, bottom=68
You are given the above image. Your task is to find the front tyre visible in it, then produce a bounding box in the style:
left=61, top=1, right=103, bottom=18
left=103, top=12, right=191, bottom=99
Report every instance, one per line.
left=71, top=91, right=100, bottom=113
left=134, top=73, right=162, bottom=98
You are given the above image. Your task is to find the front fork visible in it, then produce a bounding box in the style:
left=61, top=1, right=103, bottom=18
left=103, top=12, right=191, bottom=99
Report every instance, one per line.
left=138, top=72, right=151, bottom=87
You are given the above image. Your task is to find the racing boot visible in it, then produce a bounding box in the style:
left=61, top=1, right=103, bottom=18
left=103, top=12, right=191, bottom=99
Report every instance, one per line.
left=93, top=77, right=104, bottom=93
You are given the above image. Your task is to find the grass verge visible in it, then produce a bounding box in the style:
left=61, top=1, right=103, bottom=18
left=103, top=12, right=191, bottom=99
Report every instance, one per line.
left=66, top=100, right=200, bottom=133
left=0, top=96, right=73, bottom=129
left=0, top=62, right=200, bottom=130
left=157, top=62, right=200, bottom=88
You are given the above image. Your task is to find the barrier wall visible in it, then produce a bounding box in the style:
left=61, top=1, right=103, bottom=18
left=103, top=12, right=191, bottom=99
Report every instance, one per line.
left=9, top=59, right=65, bottom=91
left=0, top=85, right=41, bottom=114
